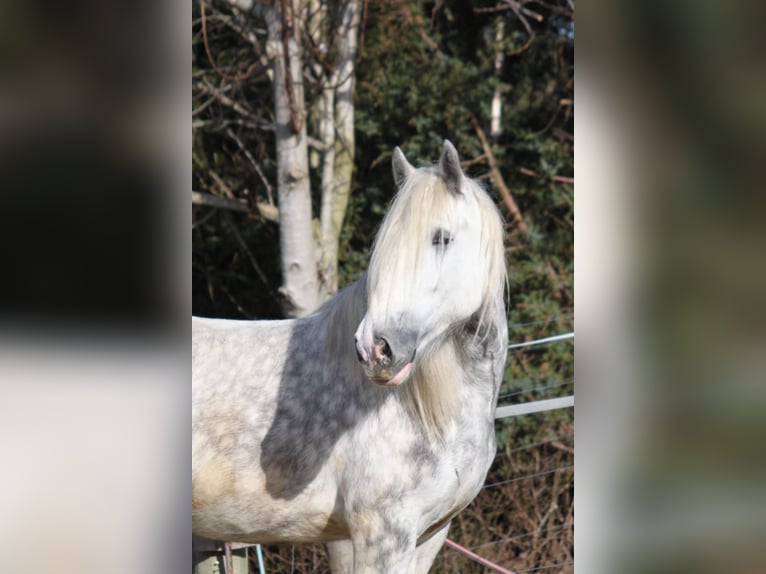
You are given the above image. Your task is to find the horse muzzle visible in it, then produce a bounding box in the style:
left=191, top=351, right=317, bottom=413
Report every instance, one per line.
left=353, top=320, right=416, bottom=386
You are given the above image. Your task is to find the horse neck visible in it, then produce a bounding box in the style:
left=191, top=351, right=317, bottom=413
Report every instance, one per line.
left=401, top=294, right=507, bottom=443
left=309, top=276, right=368, bottom=360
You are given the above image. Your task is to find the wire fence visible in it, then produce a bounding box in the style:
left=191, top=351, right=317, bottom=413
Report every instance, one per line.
left=508, top=331, right=574, bottom=350
left=441, top=330, right=574, bottom=573
left=497, top=379, right=574, bottom=401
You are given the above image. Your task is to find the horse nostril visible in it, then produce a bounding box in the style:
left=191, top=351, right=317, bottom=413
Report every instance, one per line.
left=375, top=337, right=393, bottom=361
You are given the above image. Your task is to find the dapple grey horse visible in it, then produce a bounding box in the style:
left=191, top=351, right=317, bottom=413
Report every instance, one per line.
left=192, top=140, right=508, bottom=572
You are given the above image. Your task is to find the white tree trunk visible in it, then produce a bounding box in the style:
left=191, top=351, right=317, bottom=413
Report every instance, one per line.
left=267, top=0, right=319, bottom=317
left=318, top=0, right=360, bottom=301
left=220, top=0, right=358, bottom=311
left=307, top=0, right=328, bottom=170
left=317, top=76, right=337, bottom=300
left=490, top=16, right=505, bottom=138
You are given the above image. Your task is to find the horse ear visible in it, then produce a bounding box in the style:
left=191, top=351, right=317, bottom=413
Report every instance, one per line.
left=440, top=140, right=463, bottom=195
left=392, top=147, right=415, bottom=188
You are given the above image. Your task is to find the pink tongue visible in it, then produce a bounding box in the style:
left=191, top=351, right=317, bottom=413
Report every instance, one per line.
left=386, top=362, right=413, bottom=386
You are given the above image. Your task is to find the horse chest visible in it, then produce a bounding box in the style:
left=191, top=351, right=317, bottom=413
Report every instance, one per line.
left=441, top=425, right=494, bottom=501
left=340, top=408, right=495, bottom=529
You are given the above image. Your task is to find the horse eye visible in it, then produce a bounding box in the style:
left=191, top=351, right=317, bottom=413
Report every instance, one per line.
left=431, top=229, right=452, bottom=247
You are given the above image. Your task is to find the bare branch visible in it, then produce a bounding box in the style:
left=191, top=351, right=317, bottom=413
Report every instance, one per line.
left=356, top=0, right=370, bottom=66
left=208, top=169, right=236, bottom=200
left=519, top=167, right=574, bottom=184
left=193, top=190, right=280, bottom=223
left=192, top=118, right=274, bottom=131
left=472, top=115, right=529, bottom=236
left=200, top=0, right=263, bottom=81
left=306, top=135, right=328, bottom=151
left=222, top=212, right=271, bottom=288
left=198, top=77, right=264, bottom=123
left=224, top=126, right=274, bottom=204
left=192, top=190, right=249, bottom=213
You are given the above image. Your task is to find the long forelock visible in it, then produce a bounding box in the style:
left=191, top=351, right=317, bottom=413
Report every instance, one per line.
left=367, top=167, right=506, bottom=320
left=367, top=169, right=457, bottom=315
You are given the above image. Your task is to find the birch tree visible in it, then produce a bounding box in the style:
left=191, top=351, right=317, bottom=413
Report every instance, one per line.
left=266, top=0, right=360, bottom=310
left=202, top=0, right=361, bottom=316
left=265, top=0, right=318, bottom=317
left=316, top=0, right=360, bottom=301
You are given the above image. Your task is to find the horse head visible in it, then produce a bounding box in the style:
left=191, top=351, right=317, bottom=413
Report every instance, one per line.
left=354, top=140, right=505, bottom=386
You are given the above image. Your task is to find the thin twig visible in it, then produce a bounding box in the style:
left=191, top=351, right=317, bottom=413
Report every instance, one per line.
left=518, top=167, right=573, bottom=184
left=209, top=169, right=236, bottom=200
left=192, top=190, right=278, bottom=223
left=192, top=207, right=219, bottom=229
left=192, top=94, right=219, bottom=117
left=198, top=77, right=264, bottom=123
left=200, top=0, right=262, bottom=82
left=224, top=126, right=274, bottom=204
left=550, top=441, right=574, bottom=454
left=474, top=1, right=537, bottom=56
left=222, top=212, right=272, bottom=290
left=355, top=0, right=369, bottom=66
left=192, top=118, right=274, bottom=131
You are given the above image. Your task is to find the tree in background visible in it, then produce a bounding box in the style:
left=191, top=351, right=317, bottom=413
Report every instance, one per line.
left=193, top=0, right=360, bottom=317
left=265, top=0, right=318, bottom=317
left=310, top=0, right=360, bottom=301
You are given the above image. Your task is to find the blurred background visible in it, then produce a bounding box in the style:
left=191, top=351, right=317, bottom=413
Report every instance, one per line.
left=0, top=0, right=764, bottom=573
left=577, top=1, right=766, bottom=572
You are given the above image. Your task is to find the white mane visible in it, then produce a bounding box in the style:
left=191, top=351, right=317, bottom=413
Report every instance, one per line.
left=365, top=167, right=507, bottom=440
